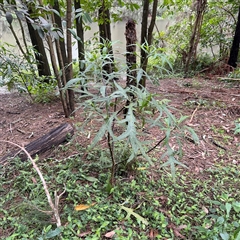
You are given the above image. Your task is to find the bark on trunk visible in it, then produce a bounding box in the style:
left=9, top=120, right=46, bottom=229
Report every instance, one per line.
left=140, top=0, right=158, bottom=87
left=140, top=0, right=149, bottom=87
left=125, top=19, right=137, bottom=87
left=53, top=0, right=68, bottom=67
left=0, top=123, right=74, bottom=164
left=26, top=12, right=52, bottom=80
left=124, top=19, right=137, bottom=116
left=74, top=0, right=85, bottom=93
left=228, top=6, right=240, bottom=68
left=184, top=0, right=207, bottom=76
left=66, top=0, right=75, bottom=115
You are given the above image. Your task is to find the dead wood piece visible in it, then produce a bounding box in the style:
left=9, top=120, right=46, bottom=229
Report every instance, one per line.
left=0, top=123, right=74, bottom=164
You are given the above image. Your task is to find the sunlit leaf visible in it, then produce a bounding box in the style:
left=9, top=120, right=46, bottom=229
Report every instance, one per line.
left=137, top=167, right=147, bottom=170
left=75, top=203, right=96, bottom=211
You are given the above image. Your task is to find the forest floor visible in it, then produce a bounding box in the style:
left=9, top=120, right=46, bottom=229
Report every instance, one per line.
left=1, top=77, right=240, bottom=239
left=1, top=77, right=239, bottom=171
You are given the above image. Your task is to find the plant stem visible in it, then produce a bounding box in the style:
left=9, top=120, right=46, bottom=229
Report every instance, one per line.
left=107, top=132, right=115, bottom=186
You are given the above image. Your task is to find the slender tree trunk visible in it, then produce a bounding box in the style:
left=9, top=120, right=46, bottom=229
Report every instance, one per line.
left=228, top=6, right=240, bottom=68
left=74, top=0, right=85, bottom=92
left=184, top=0, right=207, bottom=76
left=98, top=1, right=115, bottom=81
left=66, top=0, right=75, bottom=115
left=147, top=0, right=158, bottom=47
left=123, top=19, right=137, bottom=116
left=125, top=19, right=137, bottom=87
left=46, top=35, right=69, bottom=117
left=140, top=0, right=149, bottom=88
left=140, top=0, right=158, bottom=87
left=53, top=0, right=68, bottom=67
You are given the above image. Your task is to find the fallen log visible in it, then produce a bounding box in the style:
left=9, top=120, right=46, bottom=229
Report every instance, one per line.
left=0, top=123, right=74, bottom=164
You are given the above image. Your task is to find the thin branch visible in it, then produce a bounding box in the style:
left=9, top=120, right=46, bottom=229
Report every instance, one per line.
left=144, top=135, right=166, bottom=155
left=115, top=135, right=167, bottom=166
left=189, top=105, right=199, bottom=123
left=0, top=140, right=63, bottom=227
left=218, top=6, right=237, bottom=26
left=107, top=132, right=116, bottom=185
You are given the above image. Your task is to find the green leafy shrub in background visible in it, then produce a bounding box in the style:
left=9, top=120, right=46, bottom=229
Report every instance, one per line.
left=0, top=41, right=57, bottom=102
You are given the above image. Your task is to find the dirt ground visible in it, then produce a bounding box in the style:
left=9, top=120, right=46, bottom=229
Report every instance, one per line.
left=0, top=77, right=239, bottom=172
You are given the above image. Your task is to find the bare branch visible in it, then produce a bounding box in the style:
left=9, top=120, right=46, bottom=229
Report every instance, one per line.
left=0, top=140, right=63, bottom=227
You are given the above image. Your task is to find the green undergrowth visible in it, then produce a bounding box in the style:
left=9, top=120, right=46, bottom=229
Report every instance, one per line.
left=0, top=153, right=239, bottom=239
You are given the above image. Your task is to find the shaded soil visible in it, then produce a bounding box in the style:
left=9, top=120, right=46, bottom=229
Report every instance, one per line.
left=0, top=78, right=240, bottom=172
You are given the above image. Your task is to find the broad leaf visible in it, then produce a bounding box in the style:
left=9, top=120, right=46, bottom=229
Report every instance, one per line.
left=90, top=122, right=108, bottom=148
left=45, top=228, right=62, bottom=238
left=121, top=206, right=149, bottom=225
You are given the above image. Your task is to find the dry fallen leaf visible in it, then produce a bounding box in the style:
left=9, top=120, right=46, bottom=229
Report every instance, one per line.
left=75, top=203, right=96, bottom=211
left=31, top=177, right=37, bottom=184
left=202, top=206, right=209, bottom=214
left=168, top=223, right=186, bottom=239
left=149, top=228, right=158, bottom=239
left=77, top=231, right=91, bottom=237
left=104, top=230, right=115, bottom=238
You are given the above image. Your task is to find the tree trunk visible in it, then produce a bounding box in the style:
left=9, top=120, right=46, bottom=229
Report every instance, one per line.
left=66, top=0, right=75, bottom=115
left=140, top=0, right=158, bottom=87
left=74, top=0, right=85, bottom=92
left=0, top=123, right=74, bottom=164
left=26, top=21, right=52, bottom=79
left=184, top=0, right=207, bottom=76
left=53, top=0, right=68, bottom=68
left=228, top=6, right=240, bottom=68
left=125, top=19, right=137, bottom=87
left=140, top=0, right=149, bottom=87
left=25, top=2, right=52, bottom=80
left=124, top=19, right=137, bottom=116
left=98, top=1, right=115, bottom=81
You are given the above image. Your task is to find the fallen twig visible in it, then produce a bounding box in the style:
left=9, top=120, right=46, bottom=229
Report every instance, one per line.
left=189, top=105, right=199, bottom=123
left=17, top=128, right=26, bottom=134
left=0, top=140, right=64, bottom=227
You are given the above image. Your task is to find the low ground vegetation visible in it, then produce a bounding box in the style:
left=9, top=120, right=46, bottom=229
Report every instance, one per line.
left=0, top=76, right=239, bottom=239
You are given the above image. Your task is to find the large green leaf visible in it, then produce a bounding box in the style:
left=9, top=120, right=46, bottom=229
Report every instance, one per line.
left=45, top=228, right=62, bottom=238
left=90, top=122, right=108, bottom=148
left=120, top=206, right=149, bottom=225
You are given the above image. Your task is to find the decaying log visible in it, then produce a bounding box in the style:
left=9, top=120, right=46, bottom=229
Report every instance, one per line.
left=0, top=123, right=74, bottom=164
